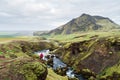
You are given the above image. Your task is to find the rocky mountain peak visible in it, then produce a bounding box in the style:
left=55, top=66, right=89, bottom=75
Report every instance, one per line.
left=35, top=13, right=120, bottom=35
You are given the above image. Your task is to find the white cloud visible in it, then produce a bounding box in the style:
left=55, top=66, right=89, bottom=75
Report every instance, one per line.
left=0, top=0, right=120, bottom=31
left=22, top=3, right=49, bottom=16
left=0, top=11, right=16, bottom=17
left=6, top=0, right=27, bottom=6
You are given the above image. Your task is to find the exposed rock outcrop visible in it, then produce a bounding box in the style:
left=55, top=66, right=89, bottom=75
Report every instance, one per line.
left=0, top=39, right=58, bottom=80
left=53, top=37, right=120, bottom=79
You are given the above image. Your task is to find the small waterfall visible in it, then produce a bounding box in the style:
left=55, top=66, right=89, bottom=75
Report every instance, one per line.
left=66, top=67, right=75, bottom=78
left=34, top=49, right=85, bottom=80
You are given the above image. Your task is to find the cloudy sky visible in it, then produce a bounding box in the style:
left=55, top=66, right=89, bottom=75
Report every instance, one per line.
left=0, top=0, right=120, bottom=31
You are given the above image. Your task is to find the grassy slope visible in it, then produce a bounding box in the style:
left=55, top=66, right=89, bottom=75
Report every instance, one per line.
left=100, top=62, right=120, bottom=78
left=0, top=37, right=28, bottom=43
left=43, top=29, right=120, bottom=43
left=0, top=36, right=67, bottom=80
left=1, top=30, right=120, bottom=79
left=43, top=30, right=120, bottom=79
left=0, top=37, right=51, bottom=80
left=0, top=36, right=46, bottom=43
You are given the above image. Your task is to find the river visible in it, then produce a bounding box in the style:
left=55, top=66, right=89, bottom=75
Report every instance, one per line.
left=34, top=50, right=85, bottom=80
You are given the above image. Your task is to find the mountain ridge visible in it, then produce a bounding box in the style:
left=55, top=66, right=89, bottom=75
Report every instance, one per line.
left=35, top=13, right=120, bottom=36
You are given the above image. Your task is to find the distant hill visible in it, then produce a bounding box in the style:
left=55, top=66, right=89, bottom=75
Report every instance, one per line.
left=35, top=13, right=120, bottom=35
left=0, top=31, right=34, bottom=38
left=33, top=31, right=49, bottom=36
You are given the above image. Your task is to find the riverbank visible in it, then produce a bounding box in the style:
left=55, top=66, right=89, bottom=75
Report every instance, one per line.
left=0, top=37, right=58, bottom=80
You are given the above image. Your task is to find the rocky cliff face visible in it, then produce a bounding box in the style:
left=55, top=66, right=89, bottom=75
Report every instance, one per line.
left=53, top=37, right=120, bottom=79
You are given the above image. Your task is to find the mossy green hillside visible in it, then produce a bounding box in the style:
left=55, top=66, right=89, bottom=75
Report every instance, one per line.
left=0, top=37, right=59, bottom=80
left=9, top=59, right=47, bottom=80
left=53, top=36, right=120, bottom=79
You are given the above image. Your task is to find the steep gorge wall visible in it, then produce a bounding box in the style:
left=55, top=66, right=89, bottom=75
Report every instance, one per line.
left=54, top=37, right=120, bottom=78
left=0, top=40, right=58, bottom=80
left=0, top=40, right=57, bottom=55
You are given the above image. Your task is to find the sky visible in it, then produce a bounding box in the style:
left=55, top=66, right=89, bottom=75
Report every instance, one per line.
left=0, top=0, right=120, bottom=31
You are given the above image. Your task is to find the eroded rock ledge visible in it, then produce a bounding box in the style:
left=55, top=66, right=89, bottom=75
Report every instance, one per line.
left=53, top=37, right=120, bottom=79
left=0, top=40, right=58, bottom=80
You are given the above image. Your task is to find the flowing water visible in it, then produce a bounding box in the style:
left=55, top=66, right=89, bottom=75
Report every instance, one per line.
left=35, top=50, right=85, bottom=80
left=53, top=56, right=67, bottom=69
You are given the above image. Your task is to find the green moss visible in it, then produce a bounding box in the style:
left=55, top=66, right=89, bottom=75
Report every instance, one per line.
left=18, top=62, right=46, bottom=80
left=63, top=52, right=71, bottom=63
left=109, top=52, right=113, bottom=55
left=0, top=38, right=61, bottom=80
left=0, top=51, right=3, bottom=55
left=9, top=60, right=47, bottom=80
left=64, top=42, right=72, bottom=48
left=82, top=69, right=91, bottom=73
